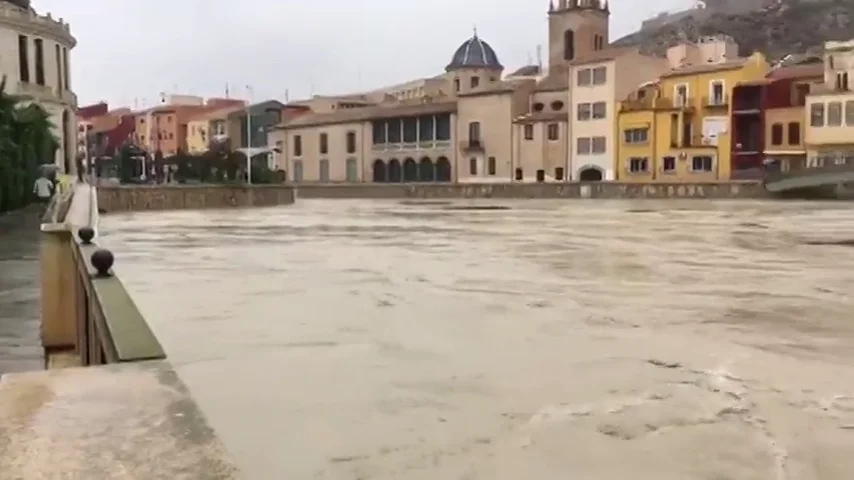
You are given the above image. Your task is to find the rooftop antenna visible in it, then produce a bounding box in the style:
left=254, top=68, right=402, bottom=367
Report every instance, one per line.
left=225, top=83, right=230, bottom=98
left=536, top=44, right=543, bottom=70
left=285, top=89, right=289, bottom=103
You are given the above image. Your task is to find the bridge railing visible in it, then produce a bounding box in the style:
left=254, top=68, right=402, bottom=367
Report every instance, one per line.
left=40, top=222, right=164, bottom=367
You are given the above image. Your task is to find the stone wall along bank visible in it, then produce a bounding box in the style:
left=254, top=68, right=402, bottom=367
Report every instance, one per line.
left=97, top=184, right=297, bottom=212
left=295, top=181, right=768, bottom=199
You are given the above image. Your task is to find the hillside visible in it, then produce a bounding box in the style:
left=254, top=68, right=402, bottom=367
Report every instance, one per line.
left=613, top=0, right=853, bottom=59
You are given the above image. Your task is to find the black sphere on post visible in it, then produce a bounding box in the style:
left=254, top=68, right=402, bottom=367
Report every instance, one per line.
left=91, top=249, right=114, bottom=277
left=78, top=227, right=95, bottom=244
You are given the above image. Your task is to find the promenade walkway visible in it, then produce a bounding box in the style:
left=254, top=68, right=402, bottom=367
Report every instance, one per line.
left=0, top=208, right=42, bottom=376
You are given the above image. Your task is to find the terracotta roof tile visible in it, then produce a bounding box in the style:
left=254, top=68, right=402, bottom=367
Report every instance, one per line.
left=534, top=68, right=568, bottom=92
left=659, top=59, right=747, bottom=78
left=569, top=46, right=639, bottom=66
left=278, top=100, right=457, bottom=129
left=766, top=63, right=824, bottom=80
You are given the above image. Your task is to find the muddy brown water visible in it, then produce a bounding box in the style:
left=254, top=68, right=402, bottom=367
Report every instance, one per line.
left=102, top=199, right=854, bottom=480
left=0, top=209, right=44, bottom=376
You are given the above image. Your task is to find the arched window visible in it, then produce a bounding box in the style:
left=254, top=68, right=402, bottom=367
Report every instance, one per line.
left=563, top=30, right=575, bottom=61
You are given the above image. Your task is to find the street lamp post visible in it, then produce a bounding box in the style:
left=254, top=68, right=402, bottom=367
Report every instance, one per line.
left=245, top=85, right=253, bottom=184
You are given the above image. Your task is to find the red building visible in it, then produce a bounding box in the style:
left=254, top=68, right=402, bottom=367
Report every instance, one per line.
left=729, top=60, right=824, bottom=178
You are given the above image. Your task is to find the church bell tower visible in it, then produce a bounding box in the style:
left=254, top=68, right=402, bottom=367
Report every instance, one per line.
left=547, top=0, right=610, bottom=70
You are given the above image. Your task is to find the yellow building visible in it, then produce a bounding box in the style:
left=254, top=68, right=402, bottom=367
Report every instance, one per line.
left=186, top=105, right=243, bottom=154
left=616, top=37, right=769, bottom=182
left=805, top=39, right=854, bottom=165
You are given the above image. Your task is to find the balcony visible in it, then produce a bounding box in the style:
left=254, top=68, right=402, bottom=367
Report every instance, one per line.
left=702, top=94, right=728, bottom=108
left=370, top=140, right=452, bottom=152
left=459, top=139, right=484, bottom=152
left=619, top=97, right=692, bottom=112
left=16, top=81, right=54, bottom=101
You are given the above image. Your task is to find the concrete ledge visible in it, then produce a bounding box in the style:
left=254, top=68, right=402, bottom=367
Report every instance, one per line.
left=293, top=181, right=768, bottom=199
left=97, top=184, right=297, bottom=212
left=0, top=361, right=240, bottom=479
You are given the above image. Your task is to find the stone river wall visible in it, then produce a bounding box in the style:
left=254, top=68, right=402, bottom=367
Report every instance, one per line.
left=295, top=181, right=768, bottom=199
left=97, top=182, right=768, bottom=211
left=97, top=184, right=297, bottom=212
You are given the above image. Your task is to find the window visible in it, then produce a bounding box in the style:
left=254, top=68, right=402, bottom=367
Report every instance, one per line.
left=515, top=168, right=523, bottom=180
left=623, top=128, right=648, bottom=144
left=468, top=121, right=481, bottom=144
left=524, top=124, right=534, bottom=140
left=710, top=81, right=724, bottom=104
left=577, top=103, right=591, bottom=121
left=577, top=69, right=591, bottom=86
left=592, top=102, right=607, bottom=119
left=319, top=159, right=329, bottom=182
left=810, top=103, right=824, bottom=127
left=770, top=123, right=783, bottom=145
left=794, top=83, right=809, bottom=105
left=61, top=47, right=69, bottom=89
left=34, top=38, right=44, bottom=85
left=593, top=35, right=604, bottom=51
left=691, top=155, right=714, bottom=172
left=577, top=137, right=591, bottom=155
left=470, top=76, right=479, bottom=88
left=18, top=35, right=28, bottom=82
left=168, top=132, right=174, bottom=139
left=828, top=102, right=842, bottom=126
left=488, top=156, right=496, bottom=175
left=54, top=44, right=61, bottom=89
left=469, top=157, right=477, bottom=175
left=846, top=101, right=854, bottom=126
left=563, top=29, right=574, bottom=60
left=629, top=157, right=648, bottom=173
left=533, top=102, right=544, bottom=112
left=787, top=122, right=800, bottom=145
left=592, top=67, right=606, bottom=85
left=551, top=100, right=564, bottom=110
left=591, top=136, right=606, bottom=154
left=555, top=167, right=564, bottom=180
left=454, top=78, right=460, bottom=92
left=293, top=160, right=303, bottom=182
left=674, top=84, right=688, bottom=106
left=293, top=135, right=302, bottom=156
left=547, top=123, right=559, bottom=140
left=662, top=156, right=676, bottom=172
left=836, top=72, right=849, bottom=90
left=346, top=131, right=356, bottom=153
left=319, top=133, right=328, bottom=153
left=536, top=170, right=545, bottom=182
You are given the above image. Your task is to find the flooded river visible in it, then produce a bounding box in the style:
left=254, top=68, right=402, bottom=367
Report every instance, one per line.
left=103, top=199, right=854, bottom=480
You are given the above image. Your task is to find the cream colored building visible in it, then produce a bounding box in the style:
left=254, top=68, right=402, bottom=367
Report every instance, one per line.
left=805, top=39, right=854, bottom=164
left=269, top=0, right=666, bottom=183
left=0, top=1, right=77, bottom=173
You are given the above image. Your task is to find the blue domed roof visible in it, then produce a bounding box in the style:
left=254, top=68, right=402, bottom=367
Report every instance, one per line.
left=446, top=33, right=502, bottom=71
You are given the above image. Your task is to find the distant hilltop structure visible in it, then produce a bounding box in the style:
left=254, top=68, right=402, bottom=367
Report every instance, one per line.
left=640, top=0, right=780, bottom=32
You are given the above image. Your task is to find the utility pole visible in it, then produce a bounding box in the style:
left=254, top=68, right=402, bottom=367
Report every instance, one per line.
left=245, top=85, right=253, bottom=184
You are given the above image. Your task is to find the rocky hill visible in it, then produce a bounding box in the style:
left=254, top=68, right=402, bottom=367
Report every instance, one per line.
left=614, top=0, right=853, bottom=59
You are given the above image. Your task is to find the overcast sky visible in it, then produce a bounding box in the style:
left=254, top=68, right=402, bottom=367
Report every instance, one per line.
left=36, top=0, right=690, bottom=109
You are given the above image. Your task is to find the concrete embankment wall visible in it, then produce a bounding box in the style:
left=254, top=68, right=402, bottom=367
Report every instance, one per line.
left=97, top=184, right=297, bottom=212
left=97, top=182, right=768, bottom=211
left=295, top=181, right=769, bottom=199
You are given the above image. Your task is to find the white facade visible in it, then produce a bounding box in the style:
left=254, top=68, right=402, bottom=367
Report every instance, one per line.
left=0, top=2, right=77, bottom=172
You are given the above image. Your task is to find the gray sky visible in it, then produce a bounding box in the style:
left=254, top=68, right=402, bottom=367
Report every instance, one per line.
left=36, top=0, right=690, bottom=109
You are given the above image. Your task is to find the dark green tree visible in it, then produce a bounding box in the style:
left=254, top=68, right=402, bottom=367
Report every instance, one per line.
left=0, top=76, right=59, bottom=214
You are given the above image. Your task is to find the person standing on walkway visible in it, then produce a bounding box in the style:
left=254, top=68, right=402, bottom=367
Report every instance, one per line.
left=32, top=175, right=54, bottom=203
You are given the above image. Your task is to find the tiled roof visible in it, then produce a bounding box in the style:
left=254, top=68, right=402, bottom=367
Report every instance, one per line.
left=534, top=67, right=568, bottom=92
left=766, top=63, right=824, bottom=80
left=569, top=46, right=639, bottom=66
left=277, top=100, right=458, bottom=129
left=188, top=104, right=245, bottom=122
left=659, top=59, right=747, bottom=78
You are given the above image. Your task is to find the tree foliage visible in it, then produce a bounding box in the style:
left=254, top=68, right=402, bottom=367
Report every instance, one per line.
left=0, top=76, right=59, bottom=214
